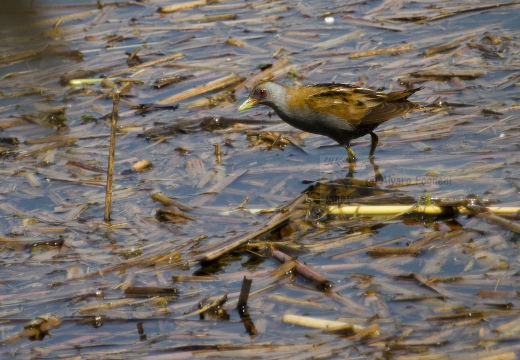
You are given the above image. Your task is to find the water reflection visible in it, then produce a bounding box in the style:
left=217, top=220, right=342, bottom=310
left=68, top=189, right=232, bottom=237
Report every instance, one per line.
left=0, top=0, right=46, bottom=51
left=342, top=157, right=384, bottom=186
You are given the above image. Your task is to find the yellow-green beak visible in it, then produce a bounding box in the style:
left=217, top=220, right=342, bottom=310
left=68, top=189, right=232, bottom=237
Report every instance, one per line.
left=237, top=98, right=257, bottom=111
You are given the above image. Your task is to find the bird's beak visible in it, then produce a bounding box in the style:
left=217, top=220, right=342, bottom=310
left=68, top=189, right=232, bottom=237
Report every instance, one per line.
left=237, top=98, right=257, bottom=111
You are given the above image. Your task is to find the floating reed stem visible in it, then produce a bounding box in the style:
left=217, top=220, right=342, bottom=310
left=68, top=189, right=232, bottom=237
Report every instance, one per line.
left=271, top=246, right=334, bottom=290
left=158, top=0, right=214, bottom=13
left=282, top=314, right=376, bottom=336
left=106, top=53, right=184, bottom=78
left=156, top=74, right=243, bottom=105
left=349, top=43, right=414, bottom=59
left=328, top=205, right=520, bottom=216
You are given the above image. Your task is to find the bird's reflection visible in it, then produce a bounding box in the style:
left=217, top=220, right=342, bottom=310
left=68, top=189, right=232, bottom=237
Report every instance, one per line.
left=344, top=157, right=384, bottom=186
left=370, top=157, right=384, bottom=184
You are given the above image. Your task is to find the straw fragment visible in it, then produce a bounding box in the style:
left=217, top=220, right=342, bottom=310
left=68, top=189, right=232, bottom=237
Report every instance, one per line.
left=410, top=69, right=486, bottom=79
left=13, top=139, right=75, bottom=161
left=476, top=213, right=520, bottom=234
left=171, top=13, right=237, bottom=23
left=151, top=192, right=193, bottom=211
left=349, top=44, right=414, bottom=59
left=106, top=53, right=184, bottom=78
left=156, top=74, right=243, bottom=105
left=271, top=246, right=334, bottom=289
left=282, top=314, right=374, bottom=335
left=235, top=58, right=291, bottom=92
left=423, top=33, right=477, bottom=56
left=159, top=0, right=216, bottom=13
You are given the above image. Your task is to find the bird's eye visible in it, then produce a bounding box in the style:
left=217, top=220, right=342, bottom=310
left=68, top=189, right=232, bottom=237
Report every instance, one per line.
left=258, top=89, right=267, bottom=97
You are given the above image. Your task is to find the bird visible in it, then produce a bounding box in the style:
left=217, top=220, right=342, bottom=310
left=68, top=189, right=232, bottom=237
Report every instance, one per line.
left=237, top=81, right=422, bottom=163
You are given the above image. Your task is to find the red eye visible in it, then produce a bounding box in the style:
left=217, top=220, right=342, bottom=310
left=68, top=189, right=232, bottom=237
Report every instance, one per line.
left=258, top=89, right=267, bottom=97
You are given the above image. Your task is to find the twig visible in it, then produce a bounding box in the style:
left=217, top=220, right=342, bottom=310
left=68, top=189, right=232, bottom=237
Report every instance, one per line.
left=271, top=246, right=334, bottom=290
left=182, top=294, right=228, bottom=318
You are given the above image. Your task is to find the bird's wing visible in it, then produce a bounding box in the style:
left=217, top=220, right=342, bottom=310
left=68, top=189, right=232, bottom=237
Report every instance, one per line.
left=305, top=85, right=420, bottom=126
left=304, top=85, right=385, bottom=125
left=362, top=101, right=420, bottom=124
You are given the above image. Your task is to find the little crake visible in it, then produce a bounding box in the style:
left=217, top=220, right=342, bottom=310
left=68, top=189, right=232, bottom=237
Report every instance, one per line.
left=238, top=81, right=422, bottom=162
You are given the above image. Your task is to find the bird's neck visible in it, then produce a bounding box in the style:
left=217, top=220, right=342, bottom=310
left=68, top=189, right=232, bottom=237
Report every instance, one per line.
left=264, top=84, right=296, bottom=120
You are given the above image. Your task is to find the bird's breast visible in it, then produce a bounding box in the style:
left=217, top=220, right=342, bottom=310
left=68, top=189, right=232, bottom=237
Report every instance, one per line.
left=277, top=105, right=356, bottom=134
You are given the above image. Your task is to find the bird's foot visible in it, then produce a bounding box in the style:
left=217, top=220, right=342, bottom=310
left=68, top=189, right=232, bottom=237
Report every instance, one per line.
left=345, top=146, right=356, bottom=164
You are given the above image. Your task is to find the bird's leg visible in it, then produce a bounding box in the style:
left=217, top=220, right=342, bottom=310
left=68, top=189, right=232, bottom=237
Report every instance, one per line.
left=345, top=144, right=356, bottom=164
left=368, top=131, right=379, bottom=159
left=344, top=144, right=356, bottom=178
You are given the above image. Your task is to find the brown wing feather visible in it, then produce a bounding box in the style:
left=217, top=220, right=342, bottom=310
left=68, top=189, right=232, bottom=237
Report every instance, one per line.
left=304, top=86, right=386, bottom=125
left=363, top=102, right=419, bottom=125
left=305, top=85, right=421, bottom=126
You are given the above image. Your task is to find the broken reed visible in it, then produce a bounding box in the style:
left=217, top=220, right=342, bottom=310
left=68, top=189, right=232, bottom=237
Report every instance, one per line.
left=104, top=91, right=120, bottom=221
